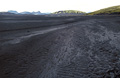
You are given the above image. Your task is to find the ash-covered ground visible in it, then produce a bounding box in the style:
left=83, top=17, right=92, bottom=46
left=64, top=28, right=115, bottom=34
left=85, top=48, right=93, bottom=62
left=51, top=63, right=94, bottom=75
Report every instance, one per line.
left=0, top=15, right=120, bottom=78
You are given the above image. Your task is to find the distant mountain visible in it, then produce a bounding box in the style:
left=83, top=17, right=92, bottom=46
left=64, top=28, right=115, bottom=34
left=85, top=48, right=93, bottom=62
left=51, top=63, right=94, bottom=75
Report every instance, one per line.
left=0, top=12, right=15, bottom=15
left=87, top=5, right=120, bottom=15
left=51, top=10, right=86, bottom=16
left=53, top=10, right=86, bottom=14
left=20, top=11, right=33, bottom=15
left=20, top=11, right=48, bottom=15
left=32, top=11, right=41, bottom=15
left=6, top=10, right=49, bottom=15
left=8, top=10, right=18, bottom=14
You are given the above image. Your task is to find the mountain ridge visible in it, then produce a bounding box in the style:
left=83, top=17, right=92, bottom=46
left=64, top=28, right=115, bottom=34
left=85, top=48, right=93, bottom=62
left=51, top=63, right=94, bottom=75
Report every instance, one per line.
left=0, top=10, right=49, bottom=15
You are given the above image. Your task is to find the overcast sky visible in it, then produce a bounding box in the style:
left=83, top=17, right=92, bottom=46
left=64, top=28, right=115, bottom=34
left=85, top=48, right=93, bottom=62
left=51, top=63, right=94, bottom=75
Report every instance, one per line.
left=0, top=0, right=120, bottom=13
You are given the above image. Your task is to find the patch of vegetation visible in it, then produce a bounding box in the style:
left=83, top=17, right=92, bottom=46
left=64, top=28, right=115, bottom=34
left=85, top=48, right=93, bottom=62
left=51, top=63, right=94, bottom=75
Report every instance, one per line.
left=87, top=5, right=120, bottom=15
left=52, top=10, right=86, bottom=14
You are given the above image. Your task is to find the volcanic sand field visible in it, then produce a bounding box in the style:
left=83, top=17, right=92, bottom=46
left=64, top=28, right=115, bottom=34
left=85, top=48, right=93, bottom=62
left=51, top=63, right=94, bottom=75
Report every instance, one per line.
left=0, top=15, right=120, bottom=78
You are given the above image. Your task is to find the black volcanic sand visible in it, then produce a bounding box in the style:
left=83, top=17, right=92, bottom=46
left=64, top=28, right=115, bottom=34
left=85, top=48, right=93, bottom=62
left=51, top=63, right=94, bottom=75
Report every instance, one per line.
left=0, top=15, right=120, bottom=78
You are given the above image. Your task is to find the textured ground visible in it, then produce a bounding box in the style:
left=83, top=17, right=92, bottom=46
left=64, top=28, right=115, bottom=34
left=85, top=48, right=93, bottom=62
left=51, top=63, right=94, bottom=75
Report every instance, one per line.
left=0, top=15, right=120, bottom=78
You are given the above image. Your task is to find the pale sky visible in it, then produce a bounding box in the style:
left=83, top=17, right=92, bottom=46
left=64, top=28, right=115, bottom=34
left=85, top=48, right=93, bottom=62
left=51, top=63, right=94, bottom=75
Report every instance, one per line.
left=0, top=0, right=120, bottom=13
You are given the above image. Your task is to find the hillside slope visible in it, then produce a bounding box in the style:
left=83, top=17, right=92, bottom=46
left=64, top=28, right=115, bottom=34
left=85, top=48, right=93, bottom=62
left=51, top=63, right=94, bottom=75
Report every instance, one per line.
left=87, top=5, right=120, bottom=15
left=53, top=10, right=85, bottom=14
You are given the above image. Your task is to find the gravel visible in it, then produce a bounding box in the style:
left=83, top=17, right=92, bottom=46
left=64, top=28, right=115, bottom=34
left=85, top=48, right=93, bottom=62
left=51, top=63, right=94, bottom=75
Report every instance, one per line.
left=0, top=15, right=120, bottom=78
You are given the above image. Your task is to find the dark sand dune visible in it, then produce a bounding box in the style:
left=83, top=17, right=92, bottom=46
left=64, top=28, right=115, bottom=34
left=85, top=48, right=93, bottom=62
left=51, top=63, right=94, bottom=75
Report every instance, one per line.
left=0, top=15, right=120, bottom=78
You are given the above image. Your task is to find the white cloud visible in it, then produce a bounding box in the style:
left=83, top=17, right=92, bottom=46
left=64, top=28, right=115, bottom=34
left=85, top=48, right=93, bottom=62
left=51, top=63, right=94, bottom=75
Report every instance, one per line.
left=0, top=0, right=120, bottom=13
